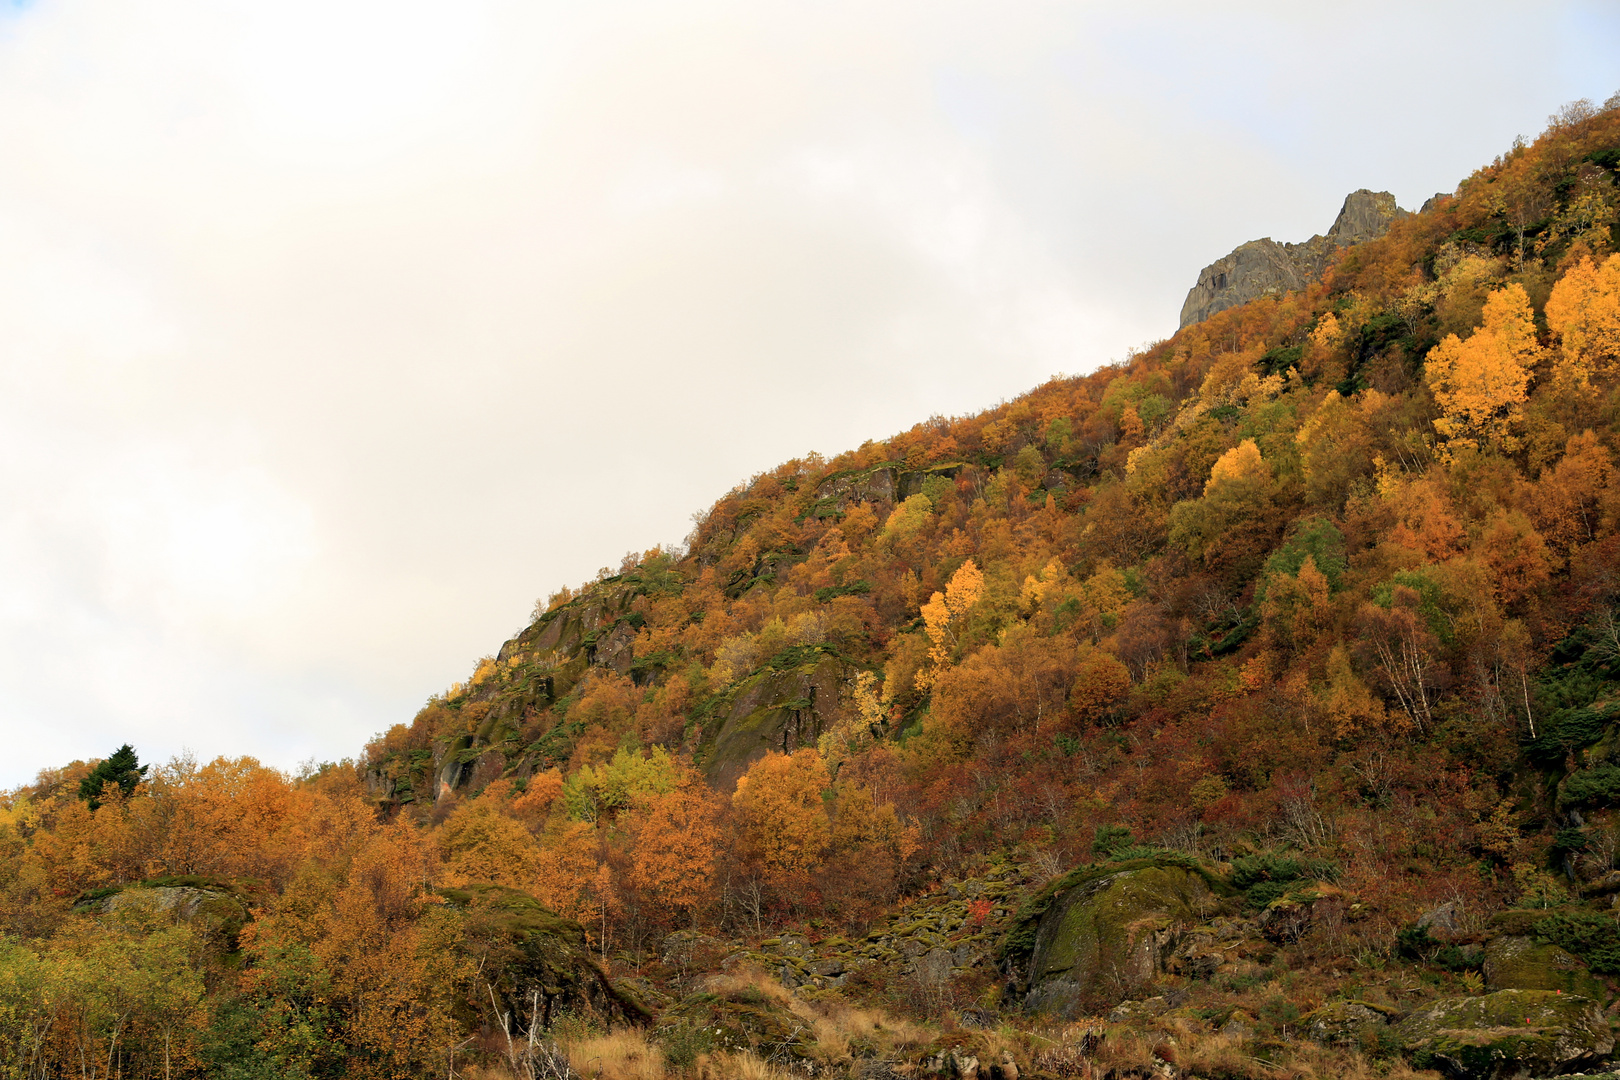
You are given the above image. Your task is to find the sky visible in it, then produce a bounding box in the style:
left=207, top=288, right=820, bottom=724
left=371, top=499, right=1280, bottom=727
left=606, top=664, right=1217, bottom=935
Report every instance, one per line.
left=1, top=0, right=1616, bottom=787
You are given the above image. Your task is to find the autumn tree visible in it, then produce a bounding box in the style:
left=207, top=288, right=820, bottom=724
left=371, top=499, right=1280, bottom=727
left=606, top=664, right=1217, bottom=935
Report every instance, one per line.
left=930, top=627, right=1081, bottom=747
left=316, top=818, right=468, bottom=1079
left=1167, top=438, right=1278, bottom=581
left=1546, top=253, right=1620, bottom=382
left=733, top=749, right=831, bottom=892
left=437, top=798, right=544, bottom=888
left=1425, top=283, right=1543, bottom=455
left=1356, top=581, right=1449, bottom=733
left=624, top=780, right=721, bottom=925
left=915, top=559, right=984, bottom=690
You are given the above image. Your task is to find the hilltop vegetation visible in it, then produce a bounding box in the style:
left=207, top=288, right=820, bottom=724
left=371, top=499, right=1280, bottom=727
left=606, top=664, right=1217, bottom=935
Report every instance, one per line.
left=5, top=97, right=1620, bottom=1080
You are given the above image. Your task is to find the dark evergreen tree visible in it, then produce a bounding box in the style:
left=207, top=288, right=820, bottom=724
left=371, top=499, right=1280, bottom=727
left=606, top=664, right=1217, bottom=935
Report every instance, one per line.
left=77, top=743, right=147, bottom=809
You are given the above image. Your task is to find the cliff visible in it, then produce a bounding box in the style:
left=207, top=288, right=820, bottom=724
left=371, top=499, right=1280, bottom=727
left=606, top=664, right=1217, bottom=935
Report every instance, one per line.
left=1178, top=188, right=1406, bottom=327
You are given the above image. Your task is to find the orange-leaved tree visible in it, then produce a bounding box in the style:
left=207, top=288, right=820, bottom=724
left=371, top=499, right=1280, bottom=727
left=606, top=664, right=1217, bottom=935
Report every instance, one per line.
left=733, top=748, right=831, bottom=893
left=624, top=779, right=721, bottom=926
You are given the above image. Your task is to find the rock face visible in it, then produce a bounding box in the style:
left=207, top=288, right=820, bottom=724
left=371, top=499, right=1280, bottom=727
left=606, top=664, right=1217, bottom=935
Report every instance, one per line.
left=699, top=649, right=848, bottom=791
left=1178, top=190, right=1407, bottom=328
left=1394, top=989, right=1612, bottom=1080
left=1004, top=859, right=1234, bottom=1020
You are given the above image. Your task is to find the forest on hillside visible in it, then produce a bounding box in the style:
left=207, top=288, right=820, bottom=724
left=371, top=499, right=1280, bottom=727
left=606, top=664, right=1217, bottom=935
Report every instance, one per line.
left=3, top=98, right=1620, bottom=1080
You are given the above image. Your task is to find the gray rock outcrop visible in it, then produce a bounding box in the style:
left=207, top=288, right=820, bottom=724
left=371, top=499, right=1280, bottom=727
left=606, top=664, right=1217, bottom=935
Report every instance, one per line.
left=1178, top=190, right=1407, bottom=328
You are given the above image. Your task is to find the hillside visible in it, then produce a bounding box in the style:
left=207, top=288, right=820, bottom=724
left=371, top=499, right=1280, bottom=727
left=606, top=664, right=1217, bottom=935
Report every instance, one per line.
left=4, top=97, right=1620, bottom=1080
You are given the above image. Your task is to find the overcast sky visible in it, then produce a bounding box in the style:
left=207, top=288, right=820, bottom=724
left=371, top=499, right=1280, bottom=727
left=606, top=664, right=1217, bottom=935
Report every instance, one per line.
left=1, top=0, right=1616, bottom=786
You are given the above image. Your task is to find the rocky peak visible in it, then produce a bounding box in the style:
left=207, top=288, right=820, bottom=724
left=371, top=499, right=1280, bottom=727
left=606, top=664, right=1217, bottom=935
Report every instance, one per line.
left=1178, top=189, right=1406, bottom=328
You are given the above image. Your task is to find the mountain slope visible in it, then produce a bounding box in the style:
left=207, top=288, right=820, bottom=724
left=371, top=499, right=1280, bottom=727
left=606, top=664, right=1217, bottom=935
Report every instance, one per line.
left=6, top=97, right=1620, bottom=1080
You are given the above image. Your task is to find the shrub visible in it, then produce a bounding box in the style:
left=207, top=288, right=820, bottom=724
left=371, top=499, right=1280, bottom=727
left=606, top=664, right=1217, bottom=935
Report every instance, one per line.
left=1560, top=764, right=1620, bottom=807
left=1091, top=825, right=1134, bottom=859
left=1532, top=912, right=1620, bottom=974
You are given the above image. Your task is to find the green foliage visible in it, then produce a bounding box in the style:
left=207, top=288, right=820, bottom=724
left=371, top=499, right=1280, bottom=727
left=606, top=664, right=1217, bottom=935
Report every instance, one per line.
left=1559, top=764, right=1620, bottom=807
left=1529, top=613, right=1620, bottom=745
left=1371, top=568, right=1455, bottom=643
left=1260, top=344, right=1304, bottom=376
left=920, top=473, right=957, bottom=510
left=1229, top=853, right=1340, bottom=910
left=1532, top=711, right=1615, bottom=767
left=813, top=580, right=872, bottom=603
left=1532, top=912, right=1620, bottom=974
left=1091, top=824, right=1134, bottom=859
left=1396, top=924, right=1484, bottom=971
left=0, top=924, right=207, bottom=1078
left=78, top=743, right=148, bottom=808
left=562, top=746, right=680, bottom=821
left=1552, top=827, right=1590, bottom=853
left=1260, top=518, right=1347, bottom=592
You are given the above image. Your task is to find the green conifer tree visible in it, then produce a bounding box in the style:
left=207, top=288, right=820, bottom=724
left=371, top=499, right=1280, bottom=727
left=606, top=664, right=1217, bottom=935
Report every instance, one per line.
left=78, top=743, right=147, bottom=809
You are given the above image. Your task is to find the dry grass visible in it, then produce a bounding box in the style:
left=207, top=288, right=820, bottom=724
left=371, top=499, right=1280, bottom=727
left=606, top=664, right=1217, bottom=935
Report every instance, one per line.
left=793, top=997, right=933, bottom=1060
left=563, top=1028, right=666, bottom=1080
left=707, top=965, right=932, bottom=1065
left=691, top=1051, right=795, bottom=1080
left=1017, top=1017, right=1441, bottom=1080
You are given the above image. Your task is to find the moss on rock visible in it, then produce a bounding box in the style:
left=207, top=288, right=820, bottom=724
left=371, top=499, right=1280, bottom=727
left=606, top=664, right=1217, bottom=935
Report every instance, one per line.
left=1302, top=1000, right=1394, bottom=1046
left=439, top=883, right=649, bottom=1028
left=668, top=981, right=814, bottom=1062
left=1006, top=858, right=1236, bottom=1019
left=1482, top=935, right=1606, bottom=1000
left=1393, top=989, right=1612, bottom=1080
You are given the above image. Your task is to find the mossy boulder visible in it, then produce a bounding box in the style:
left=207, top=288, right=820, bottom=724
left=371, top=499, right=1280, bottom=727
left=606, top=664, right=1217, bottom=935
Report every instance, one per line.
left=75, top=877, right=253, bottom=952
left=1003, top=858, right=1236, bottom=1019
left=1303, top=1000, right=1394, bottom=1046
left=1483, top=935, right=1606, bottom=1000
left=440, top=883, right=649, bottom=1028
left=1393, top=989, right=1612, bottom=1080
left=668, top=979, right=814, bottom=1062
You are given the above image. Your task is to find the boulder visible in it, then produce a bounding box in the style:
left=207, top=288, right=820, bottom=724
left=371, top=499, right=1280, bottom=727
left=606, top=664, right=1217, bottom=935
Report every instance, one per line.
left=1394, top=989, right=1612, bottom=1080
left=667, top=976, right=815, bottom=1063
left=1004, top=858, right=1235, bottom=1020
left=1108, top=996, right=1170, bottom=1023
left=1302, top=1000, right=1393, bottom=1046
left=440, top=883, right=648, bottom=1028
left=75, top=878, right=252, bottom=952
left=1418, top=901, right=1465, bottom=940
left=1482, top=935, right=1606, bottom=1000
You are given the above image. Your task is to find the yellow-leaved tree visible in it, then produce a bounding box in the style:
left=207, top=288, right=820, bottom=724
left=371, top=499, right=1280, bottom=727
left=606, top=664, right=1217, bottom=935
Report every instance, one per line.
left=1425, top=282, right=1544, bottom=455
left=1546, top=253, right=1620, bottom=383
left=915, top=558, right=984, bottom=691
